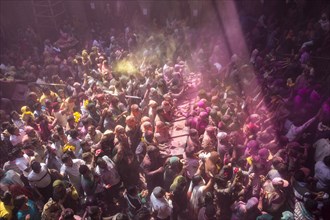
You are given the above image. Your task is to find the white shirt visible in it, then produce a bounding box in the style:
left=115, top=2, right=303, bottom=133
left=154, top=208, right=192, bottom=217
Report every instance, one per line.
left=150, top=193, right=173, bottom=219
left=68, top=136, right=82, bottom=158
left=60, top=159, right=85, bottom=186
left=95, top=156, right=120, bottom=186
left=12, top=119, right=25, bottom=130
left=313, top=138, right=330, bottom=162
left=54, top=111, right=67, bottom=128
left=28, top=163, right=51, bottom=188
left=314, top=160, right=330, bottom=191
left=15, top=154, right=30, bottom=177
left=10, top=130, right=26, bottom=146
left=84, top=130, right=103, bottom=145
left=0, top=170, right=24, bottom=188
left=190, top=183, right=206, bottom=214
left=285, top=116, right=316, bottom=141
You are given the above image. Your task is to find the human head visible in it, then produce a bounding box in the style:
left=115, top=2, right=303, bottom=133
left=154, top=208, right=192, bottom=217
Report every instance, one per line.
left=125, top=115, right=136, bottom=128
left=7, top=125, right=19, bottom=135
left=88, top=125, right=96, bottom=137
left=130, top=104, right=140, bottom=115
left=13, top=194, right=27, bottom=210
left=141, top=121, right=153, bottom=133
left=192, top=175, right=203, bottom=186
left=189, top=129, right=199, bottom=140
left=31, top=160, right=41, bottom=173
left=324, top=155, right=330, bottom=167
left=60, top=208, right=76, bottom=220
left=10, top=111, right=20, bottom=120
left=115, top=125, right=126, bottom=140
left=155, top=121, right=167, bottom=133
left=61, top=153, right=73, bottom=167
left=293, top=169, right=306, bottom=182
left=42, top=87, right=51, bottom=95
left=25, top=126, right=37, bottom=138
left=152, top=186, right=165, bottom=198
left=85, top=206, right=102, bottom=220
left=96, top=157, right=107, bottom=169
left=272, top=177, right=289, bottom=188
left=0, top=191, right=12, bottom=205
left=79, top=165, right=91, bottom=178
left=146, top=145, right=159, bottom=158
left=162, top=101, right=171, bottom=112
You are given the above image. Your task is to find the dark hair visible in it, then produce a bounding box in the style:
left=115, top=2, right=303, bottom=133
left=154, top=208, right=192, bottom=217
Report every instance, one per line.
left=96, top=157, right=105, bottom=166
left=61, top=153, right=71, bottom=163
left=60, top=208, right=75, bottom=220
left=146, top=145, right=158, bottom=156
left=10, top=111, right=18, bottom=118
left=33, top=102, right=41, bottom=110
left=79, top=164, right=89, bottom=175
left=205, top=204, right=216, bottom=219
left=0, top=191, right=12, bottom=204
left=7, top=125, right=17, bottom=135
left=294, top=170, right=306, bottom=182
left=144, top=131, right=154, bottom=142
left=276, top=163, right=287, bottom=175
left=1, top=121, right=11, bottom=130
left=69, top=129, right=79, bottom=139
left=81, top=118, right=90, bottom=126
left=272, top=157, right=283, bottom=167
left=30, top=161, right=41, bottom=172
left=11, top=147, right=22, bottom=158
left=42, top=87, right=50, bottom=93
left=85, top=206, right=101, bottom=219
left=203, top=192, right=214, bottom=205
left=67, top=115, right=75, bottom=122
left=192, top=175, right=202, bottom=186
left=324, top=155, right=330, bottom=167
left=55, top=125, right=64, bottom=133
left=13, top=195, right=27, bottom=210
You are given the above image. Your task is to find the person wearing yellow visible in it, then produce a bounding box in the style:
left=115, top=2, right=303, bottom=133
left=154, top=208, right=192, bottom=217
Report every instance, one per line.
left=39, top=87, right=59, bottom=106
left=0, top=191, right=14, bottom=220
left=61, top=96, right=76, bottom=115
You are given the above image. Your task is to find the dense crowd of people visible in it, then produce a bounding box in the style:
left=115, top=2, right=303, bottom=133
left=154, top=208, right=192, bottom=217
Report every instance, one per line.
left=1, top=1, right=330, bottom=220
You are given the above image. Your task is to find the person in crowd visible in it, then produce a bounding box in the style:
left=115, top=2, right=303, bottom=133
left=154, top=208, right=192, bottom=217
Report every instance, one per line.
left=0, top=191, right=14, bottom=219
left=150, top=186, right=173, bottom=220
left=13, top=194, right=41, bottom=220
left=60, top=153, right=85, bottom=196
left=314, top=155, right=330, bottom=193
left=27, top=160, right=53, bottom=203
left=141, top=145, right=165, bottom=193
left=95, top=154, right=122, bottom=204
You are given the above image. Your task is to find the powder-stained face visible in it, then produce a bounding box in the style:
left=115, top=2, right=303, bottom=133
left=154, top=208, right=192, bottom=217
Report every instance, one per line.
left=126, top=117, right=136, bottom=127
left=116, top=127, right=127, bottom=140
left=88, top=126, right=96, bottom=136
left=65, top=157, right=73, bottom=167
left=27, top=129, right=37, bottom=138
left=98, top=159, right=107, bottom=169
left=190, top=131, right=199, bottom=141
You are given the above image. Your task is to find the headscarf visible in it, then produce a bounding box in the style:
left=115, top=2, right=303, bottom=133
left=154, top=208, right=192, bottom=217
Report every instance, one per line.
left=170, top=175, right=187, bottom=192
